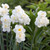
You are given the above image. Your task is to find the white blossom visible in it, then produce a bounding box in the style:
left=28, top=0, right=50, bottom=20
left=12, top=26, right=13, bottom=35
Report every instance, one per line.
left=18, top=13, right=31, bottom=25
left=0, top=8, right=9, bottom=16
left=0, top=4, right=9, bottom=16
left=1, top=15, right=11, bottom=24
left=15, top=5, right=25, bottom=14
left=12, top=6, right=25, bottom=15
left=1, top=15, right=11, bottom=32
left=11, top=14, right=19, bottom=24
left=35, top=16, right=49, bottom=28
left=11, top=5, right=31, bottom=25
left=13, top=25, right=26, bottom=43
left=13, top=25, right=26, bottom=33
left=2, top=24, right=10, bottom=32
left=2, top=3, right=9, bottom=9
left=38, top=11, right=47, bottom=17
left=16, top=32, right=25, bottom=43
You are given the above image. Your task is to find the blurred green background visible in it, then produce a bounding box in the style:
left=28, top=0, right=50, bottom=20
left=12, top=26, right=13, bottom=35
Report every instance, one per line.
left=0, top=0, right=49, bottom=8
left=0, top=0, right=50, bottom=12
left=0, top=0, right=36, bottom=8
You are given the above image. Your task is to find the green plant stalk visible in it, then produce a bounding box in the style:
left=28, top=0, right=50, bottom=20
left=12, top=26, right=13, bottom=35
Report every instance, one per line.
left=0, top=23, right=1, bottom=49
left=31, top=26, right=38, bottom=50
left=13, top=41, right=17, bottom=50
left=23, top=42, right=24, bottom=50
left=1, top=26, right=4, bottom=50
left=20, top=42, right=23, bottom=50
left=2, top=33, right=4, bottom=50
left=9, top=31, right=13, bottom=50
left=6, top=32, right=8, bottom=50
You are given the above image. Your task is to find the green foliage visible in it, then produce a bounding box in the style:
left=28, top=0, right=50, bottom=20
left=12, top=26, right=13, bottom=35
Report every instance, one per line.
left=45, top=0, right=50, bottom=4
left=0, top=0, right=28, bottom=8
left=0, top=0, right=50, bottom=50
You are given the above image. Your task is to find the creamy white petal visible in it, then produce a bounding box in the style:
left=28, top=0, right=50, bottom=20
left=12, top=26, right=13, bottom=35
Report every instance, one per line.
left=16, top=32, right=25, bottom=43
left=38, top=10, right=47, bottom=17
left=35, top=16, right=49, bottom=28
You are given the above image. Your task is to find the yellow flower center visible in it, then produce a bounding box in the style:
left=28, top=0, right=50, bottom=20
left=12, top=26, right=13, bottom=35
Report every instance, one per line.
left=41, top=13, right=44, bottom=15
left=18, top=28, right=21, bottom=31
left=16, top=9, right=20, bottom=12
left=5, top=6, right=7, bottom=8
left=13, top=17, right=15, bottom=19
left=4, top=25, right=7, bottom=28
left=19, top=33, right=22, bottom=38
left=4, top=19, right=7, bottom=21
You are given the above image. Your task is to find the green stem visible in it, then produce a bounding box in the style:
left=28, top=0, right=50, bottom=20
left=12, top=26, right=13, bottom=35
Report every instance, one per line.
left=10, top=31, right=13, bottom=50
left=1, top=30, right=4, bottom=50
left=13, top=41, right=17, bottom=50
left=20, top=42, right=23, bottom=50
left=31, top=26, right=38, bottom=50
left=6, top=32, right=9, bottom=50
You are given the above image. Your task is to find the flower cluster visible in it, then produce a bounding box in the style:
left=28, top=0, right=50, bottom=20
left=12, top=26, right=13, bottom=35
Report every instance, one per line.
left=11, top=5, right=31, bottom=25
left=1, top=3, right=49, bottom=43
left=35, top=11, right=49, bottom=28
left=0, top=4, right=31, bottom=43
left=0, top=4, right=11, bottom=32
left=13, top=25, right=25, bottom=43
left=0, top=4, right=9, bottom=16
left=1, top=15, right=11, bottom=32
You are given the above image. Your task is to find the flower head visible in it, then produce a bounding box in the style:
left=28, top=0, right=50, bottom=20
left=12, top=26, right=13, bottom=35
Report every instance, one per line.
left=38, top=11, right=47, bottom=17
left=2, top=24, right=10, bottom=32
left=13, top=25, right=26, bottom=33
left=35, top=16, right=49, bottom=28
left=11, top=14, right=19, bottom=24
left=1, top=15, right=11, bottom=32
left=0, top=8, right=9, bottom=16
left=13, top=25, right=26, bottom=43
left=12, top=5, right=31, bottom=25
left=16, top=32, right=25, bottom=43
left=2, top=3, right=9, bottom=9
left=1, top=15, right=11, bottom=24
left=35, top=10, right=49, bottom=28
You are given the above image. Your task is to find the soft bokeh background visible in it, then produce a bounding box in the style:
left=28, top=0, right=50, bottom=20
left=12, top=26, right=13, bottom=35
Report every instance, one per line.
left=0, top=0, right=49, bottom=8
left=0, top=0, right=39, bottom=8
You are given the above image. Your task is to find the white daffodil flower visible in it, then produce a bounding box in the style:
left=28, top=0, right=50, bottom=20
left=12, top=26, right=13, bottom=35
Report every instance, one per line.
left=13, top=25, right=26, bottom=33
left=0, top=8, right=9, bottom=16
left=18, top=13, right=31, bottom=25
left=35, top=16, right=49, bottom=28
left=2, top=3, right=9, bottom=9
left=1, top=15, right=11, bottom=32
left=13, top=25, right=26, bottom=43
left=12, top=5, right=31, bottom=25
left=2, top=24, right=10, bottom=32
left=15, top=5, right=25, bottom=13
left=11, top=14, right=20, bottom=24
left=38, top=11, right=47, bottom=17
left=16, top=32, right=25, bottom=43
left=1, top=15, right=11, bottom=24
left=12, top=6, right=25, bottom=15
